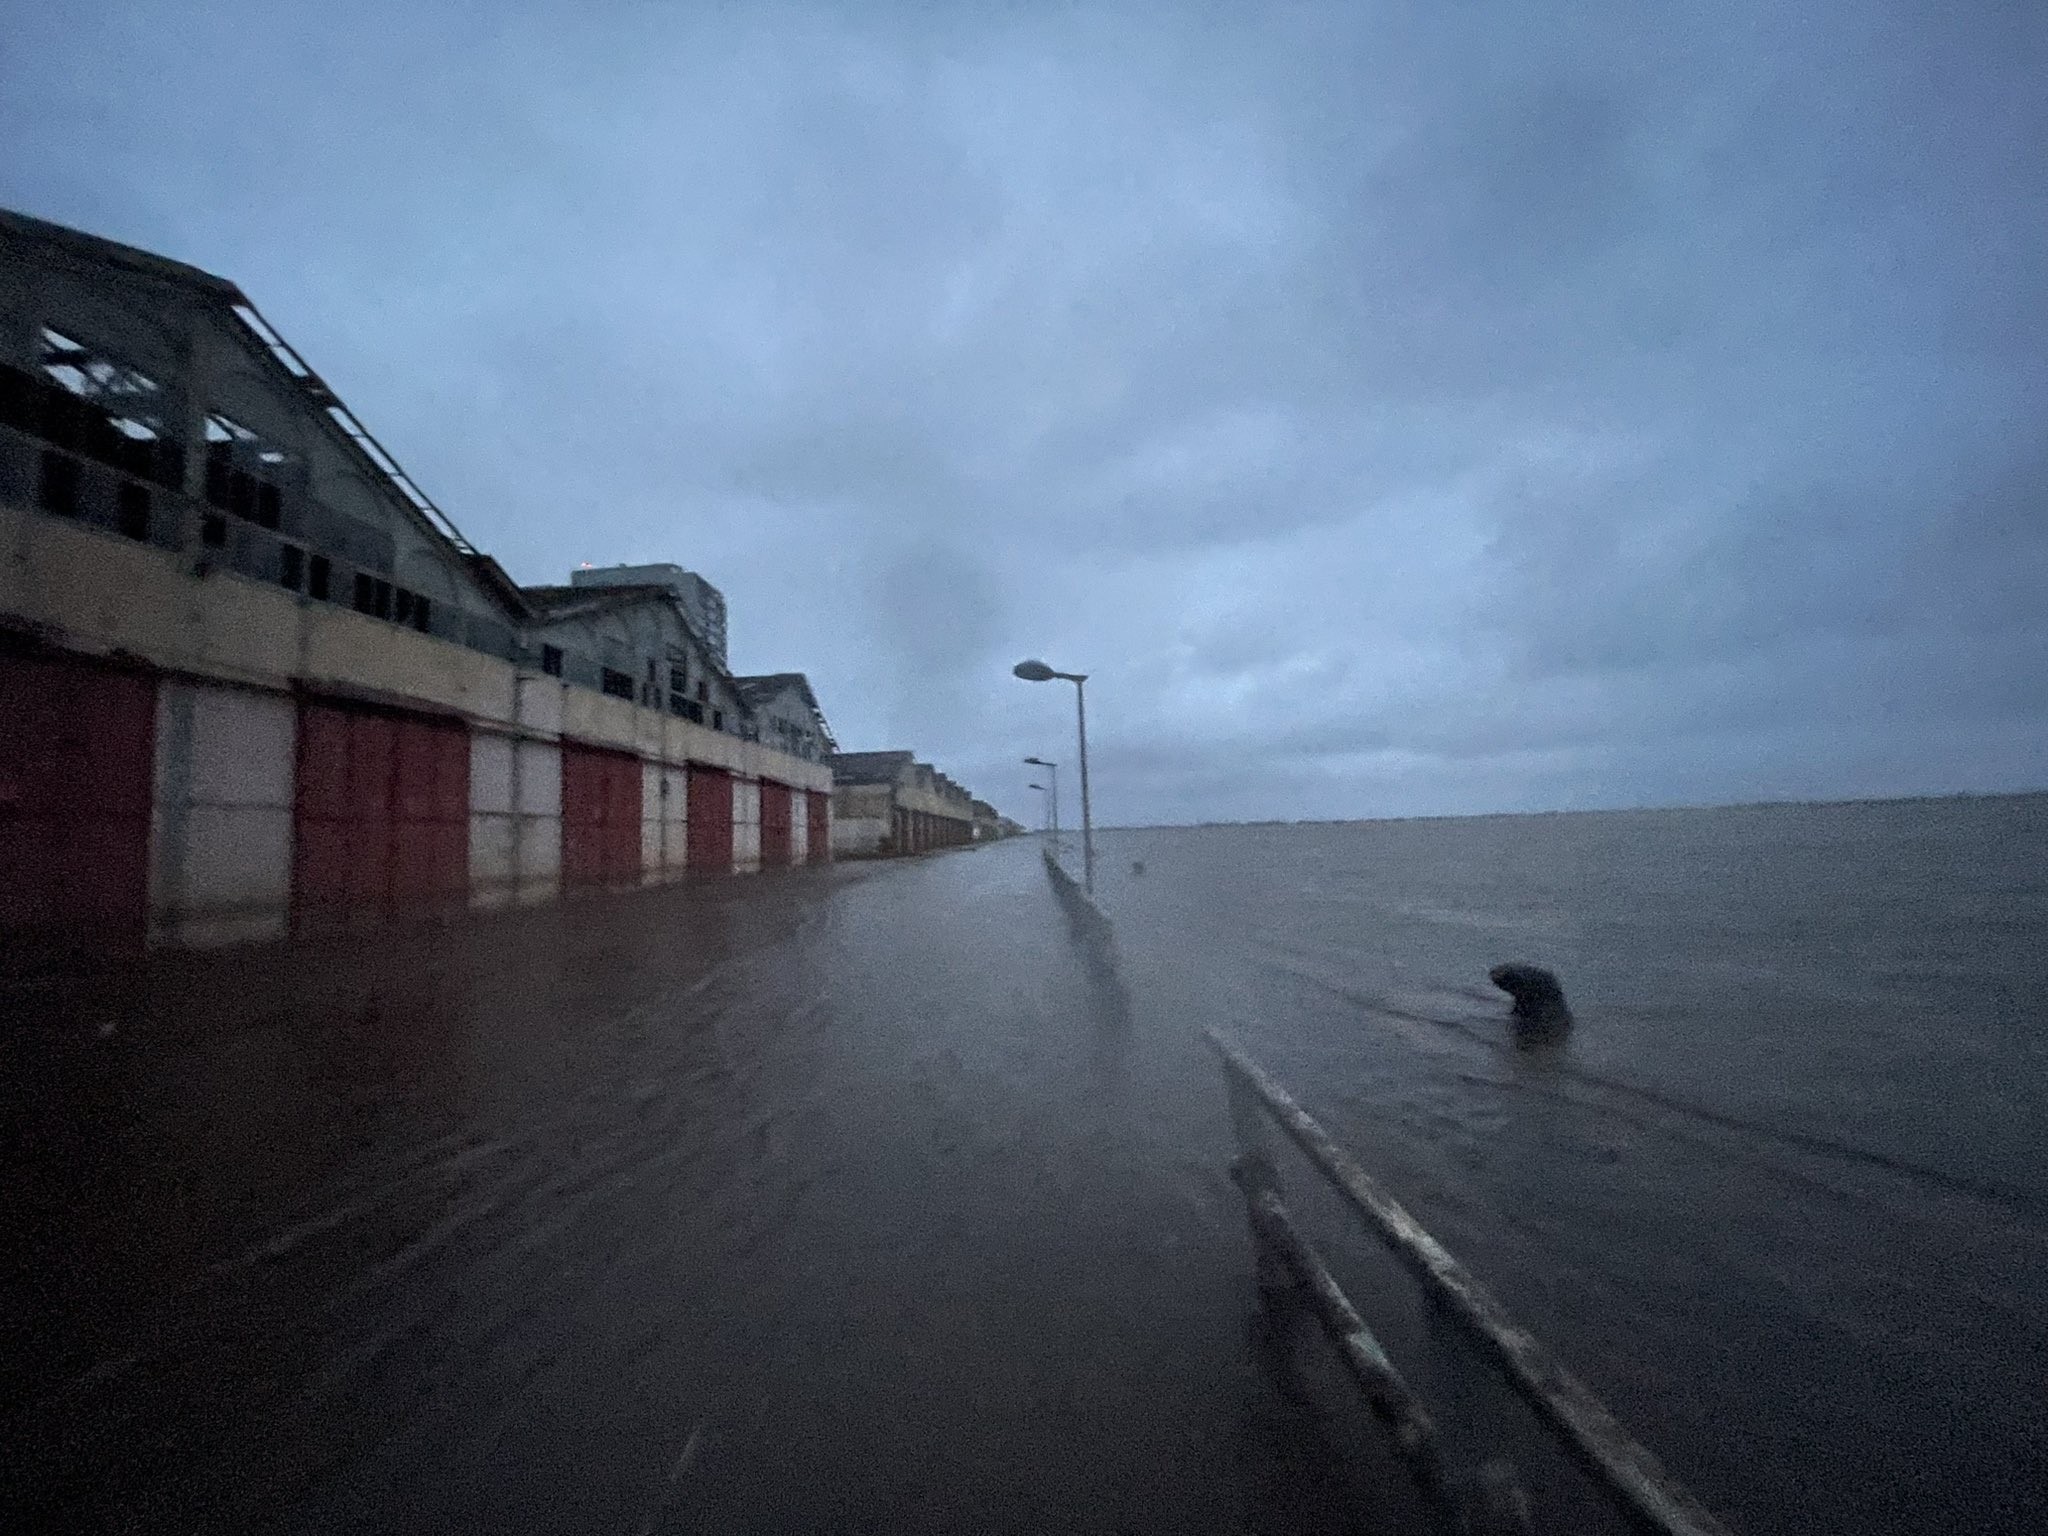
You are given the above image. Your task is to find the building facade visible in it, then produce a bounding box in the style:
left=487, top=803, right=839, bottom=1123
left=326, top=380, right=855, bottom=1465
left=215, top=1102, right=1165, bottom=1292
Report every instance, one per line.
left=522, top=581, right=743, bottom=734
left=570, top=563, right=728, bottom=670
left=733, top=673, right=835, bottom=764
left=828, top=750, right=979, bottom=857
left=0, top=208, right=831, bottom=955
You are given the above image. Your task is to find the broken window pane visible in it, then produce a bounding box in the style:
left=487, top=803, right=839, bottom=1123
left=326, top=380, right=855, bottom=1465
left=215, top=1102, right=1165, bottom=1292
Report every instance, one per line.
left=39, top=327, right=163, bottom=443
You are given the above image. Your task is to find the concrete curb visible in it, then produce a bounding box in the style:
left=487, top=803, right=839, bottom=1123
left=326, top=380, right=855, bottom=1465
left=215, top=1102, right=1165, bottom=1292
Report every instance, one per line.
left=1041, top=845, right=1113, bottom=942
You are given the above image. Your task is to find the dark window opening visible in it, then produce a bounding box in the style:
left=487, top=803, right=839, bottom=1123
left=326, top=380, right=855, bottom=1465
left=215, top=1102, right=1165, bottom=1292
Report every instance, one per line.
left=541, top=644, right=564, bottom=677
left=353, top=572, right=392, bottom=619
left=205, top=447, right=231, bottom=506
left=0, top=363, right=36, bottom=432
left=205, top=412, right=294, bottom=471
left=37, top=328, right=168, bottom=464
left=37, top=451, right=80, bottom=516
left=115, top=480, right=151, bottom=541
left=669, top=666, right=687, bottom=694
left=393, top=588, right=430, bottom=633
left=203, top=414, right=294, bottom=526
left=154, top=439, right=186, bottom=492
left=696, top=679, right=708, bottom=703
left=38, top=383, right=84, bottom=450
left=712, top=708, right=724, bottom=732
left=279, top=544, right=305, bottom=592
left=308, top=554, right=331, bottom=601
left=601, top=667, right=636, bottom=700
left=201, top=512, right=228, bottom=548
left=646, top=657, right=658, bottom=682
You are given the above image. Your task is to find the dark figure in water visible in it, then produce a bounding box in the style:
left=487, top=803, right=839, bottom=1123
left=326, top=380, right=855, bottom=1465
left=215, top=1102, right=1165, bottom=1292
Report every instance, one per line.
left=1131, top=860, right=1146, bottom=876
left=1488, top=962, right=1574, bottom=1036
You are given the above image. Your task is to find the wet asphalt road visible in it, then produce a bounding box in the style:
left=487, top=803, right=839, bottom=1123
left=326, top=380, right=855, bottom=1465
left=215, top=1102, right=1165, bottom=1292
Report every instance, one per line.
left=4, top=841, right=1455, bottom=1535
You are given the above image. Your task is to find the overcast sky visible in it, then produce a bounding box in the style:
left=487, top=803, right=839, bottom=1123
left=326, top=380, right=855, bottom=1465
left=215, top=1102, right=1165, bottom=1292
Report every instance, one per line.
left=5, top=2, right=2043, bottom=825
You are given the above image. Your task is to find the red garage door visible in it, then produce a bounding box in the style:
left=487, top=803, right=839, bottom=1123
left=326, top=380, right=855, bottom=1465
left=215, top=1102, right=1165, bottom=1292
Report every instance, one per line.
left=806, top=791, right=829, bottom=864
left=686, top=764, right=733, bottom=875
left=0, top=651, right=156, bottom=950
left=760, top=781, right=792, bottom=868
left=295, top=700, right=469, bottom=934
left=561, top=743, right=642, bottom=889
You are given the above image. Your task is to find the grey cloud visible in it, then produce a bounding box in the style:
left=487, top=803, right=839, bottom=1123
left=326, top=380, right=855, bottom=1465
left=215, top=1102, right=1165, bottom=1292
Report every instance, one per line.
left=5, top=0, right=2044, bottom=824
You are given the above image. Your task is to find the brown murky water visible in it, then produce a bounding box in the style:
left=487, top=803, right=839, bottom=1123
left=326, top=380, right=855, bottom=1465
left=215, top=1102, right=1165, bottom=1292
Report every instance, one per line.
left=6, top=796, right=2045, bottom=1533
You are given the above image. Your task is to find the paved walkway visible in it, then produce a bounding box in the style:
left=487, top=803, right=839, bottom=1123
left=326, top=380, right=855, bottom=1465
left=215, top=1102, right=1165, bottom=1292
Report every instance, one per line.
left=4, top=843, right=1421, bottom=1534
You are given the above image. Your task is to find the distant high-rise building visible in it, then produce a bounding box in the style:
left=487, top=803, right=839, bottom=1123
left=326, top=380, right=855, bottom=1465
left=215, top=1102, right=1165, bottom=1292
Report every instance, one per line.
left=570, top=562, right=728, bottom=668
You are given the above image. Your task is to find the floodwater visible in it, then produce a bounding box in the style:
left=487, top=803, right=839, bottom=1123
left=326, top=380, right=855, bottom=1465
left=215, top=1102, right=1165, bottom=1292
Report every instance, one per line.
left=5, top=795, right=2045, bottom=1533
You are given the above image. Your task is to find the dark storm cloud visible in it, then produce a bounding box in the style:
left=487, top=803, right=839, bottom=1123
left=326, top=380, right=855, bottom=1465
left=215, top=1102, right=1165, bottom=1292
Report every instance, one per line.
left=6, top=1, right=2043, bottom=823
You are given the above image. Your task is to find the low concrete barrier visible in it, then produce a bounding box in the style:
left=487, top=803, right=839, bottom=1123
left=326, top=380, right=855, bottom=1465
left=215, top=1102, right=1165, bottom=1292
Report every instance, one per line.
left=1041, top=844, right=1112, bottom=943
left=1208, top=1027, right=1733, bottom=1536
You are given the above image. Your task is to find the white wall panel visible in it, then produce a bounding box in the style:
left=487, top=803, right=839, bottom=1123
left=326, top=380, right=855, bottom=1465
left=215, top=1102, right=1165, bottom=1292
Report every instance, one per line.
left=515, top=739, right=560, bottom=816
left=732, top=778, right=762, bottom=871
left=662, top=766, right=690, bottom=872
left=470, top=733, right=514, bottom=814
left=469, top=813, right=518, bottom=909
left=516, top=815, right=562, bottom=903
left=150, top=681, right=295, bottom=946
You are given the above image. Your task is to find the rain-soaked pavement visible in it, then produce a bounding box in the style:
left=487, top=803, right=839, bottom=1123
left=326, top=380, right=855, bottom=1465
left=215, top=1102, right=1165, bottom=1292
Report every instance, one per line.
left=16, top=806, right=2041, bottom=1534
left=4, top=841, right=1480, bottom=1535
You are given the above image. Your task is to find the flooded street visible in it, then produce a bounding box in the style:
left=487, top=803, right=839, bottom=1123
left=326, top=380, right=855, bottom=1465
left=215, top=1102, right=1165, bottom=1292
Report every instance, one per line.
left=9, top=798, right=2046, bottom=1534
left=7, top=845, right=1404, bottom=1534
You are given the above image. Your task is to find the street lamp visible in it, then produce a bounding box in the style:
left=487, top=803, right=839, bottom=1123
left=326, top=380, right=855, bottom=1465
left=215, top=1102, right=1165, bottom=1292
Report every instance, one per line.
left=1012, top=659, right=1094, bottom=893
left=1026, top=781, right=1050, bottom=837
left=1023, top=756, right=1059, bottom=849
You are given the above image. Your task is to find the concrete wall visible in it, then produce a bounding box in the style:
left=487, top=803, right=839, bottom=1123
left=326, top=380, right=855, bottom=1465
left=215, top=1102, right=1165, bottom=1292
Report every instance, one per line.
left=2, top=503, right=833, bottom=949
left=644, top=762, right=690, bottom=884
left=0, top=504, right=828, bottom=797
left=733, top=777, right=762, bottom=874
left=831, top=783, right=894, bottom=857
left=149, top=681, right=296, bottom=947
left=830, top=777, right=975, bottom=856
left=469, top=730, right=564, bottom=911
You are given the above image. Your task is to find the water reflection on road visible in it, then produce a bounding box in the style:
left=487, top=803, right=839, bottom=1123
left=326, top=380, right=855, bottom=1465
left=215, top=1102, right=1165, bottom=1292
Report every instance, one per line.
left=5, top=845, right=1414, bottom=1534
left=13, top=805, right=2041, bottom=1535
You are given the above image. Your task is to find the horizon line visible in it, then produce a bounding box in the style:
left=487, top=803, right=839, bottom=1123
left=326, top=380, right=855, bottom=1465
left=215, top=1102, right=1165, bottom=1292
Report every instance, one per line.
left=1061, top=785, right=2047, bottom=834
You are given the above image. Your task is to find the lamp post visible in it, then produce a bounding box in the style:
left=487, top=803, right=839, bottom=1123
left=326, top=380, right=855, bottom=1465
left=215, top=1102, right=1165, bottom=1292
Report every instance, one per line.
left=1026, top=781, right=1050, bottom=837
left=1023, top=756, right=1058, bottom=850
left=1012, top=659, right=1093, bottom=894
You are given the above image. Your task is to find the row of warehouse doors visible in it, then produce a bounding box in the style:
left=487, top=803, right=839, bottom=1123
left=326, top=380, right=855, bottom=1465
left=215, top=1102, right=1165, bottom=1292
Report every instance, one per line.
left=300, top=718, right=782, bottom=931
left=0, top=653, right=823, bottom=949
left=554, top=742, right=758, bottom=883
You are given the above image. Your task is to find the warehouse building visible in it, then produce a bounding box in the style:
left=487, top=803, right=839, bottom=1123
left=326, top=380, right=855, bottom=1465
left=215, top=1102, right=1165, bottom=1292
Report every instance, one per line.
left=0, top=207, right=831, bottom=954
left=828, top=750, right=979, bottom=857
left=733, top=673, right=835, bottom=765
left=570, top=562, right=729, bottom=670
